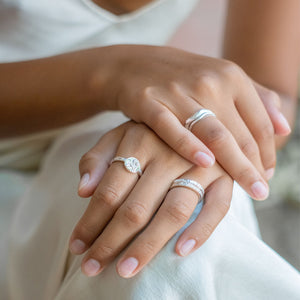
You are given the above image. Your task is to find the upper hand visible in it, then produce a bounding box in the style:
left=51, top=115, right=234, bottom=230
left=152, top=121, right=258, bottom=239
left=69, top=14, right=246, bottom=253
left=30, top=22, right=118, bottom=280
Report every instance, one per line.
left=97, top=45, right=290, bottom=200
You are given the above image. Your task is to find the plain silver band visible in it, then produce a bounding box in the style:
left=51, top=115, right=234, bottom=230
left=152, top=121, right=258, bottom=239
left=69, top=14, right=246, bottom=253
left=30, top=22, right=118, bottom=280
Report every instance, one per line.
left=111, top=156, right=143, bottom=176
left=185, top=109, right=216, bottom=131
left=170, top=179, right=205, bottom=203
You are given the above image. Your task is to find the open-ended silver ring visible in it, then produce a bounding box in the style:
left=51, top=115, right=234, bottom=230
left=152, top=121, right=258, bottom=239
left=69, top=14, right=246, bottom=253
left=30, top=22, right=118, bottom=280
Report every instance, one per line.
left=185, top=109, right=216, bottom=131
left=110, top=156, right=143, bottom=176
left=170, top=179, right=205, bottom=203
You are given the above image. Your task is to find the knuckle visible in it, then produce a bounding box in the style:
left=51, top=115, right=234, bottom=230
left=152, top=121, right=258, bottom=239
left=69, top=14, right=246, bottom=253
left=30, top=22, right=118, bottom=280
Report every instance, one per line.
left=94, top=185, right=120, bottom=207
left=91, top=243, right=114, bottom=258
left=236, top=166, right=255, bottom=183
left=140, top=240, right=156, bottom=256
left=221, top=60, right=244, bottom=80
left=79, top=151, right=97, bottom=169
left=262, top=88, right=280, bottom=106
left=204, top=126, right=228, bottom=149
left=75, top=219, right=97, bottom=239
left=152, top=107, right=170, bottom=129
left=199, top=223, right=214, bottom=239
left=165, top=202, right=191, bottom=225
left=240, top=139, right=259, bottom=159
left=257, top=122, right=274, bottom=141
left=122, top=202, right=148, bottom=226
left=195, top=75, right=219, bottom=96
left=173, top=134, right=190, bottom=153
left=216, top=200, right=231, bottom=216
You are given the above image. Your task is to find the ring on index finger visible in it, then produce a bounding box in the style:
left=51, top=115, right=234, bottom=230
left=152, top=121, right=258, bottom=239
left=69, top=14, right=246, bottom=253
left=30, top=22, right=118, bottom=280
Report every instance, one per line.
left=111, top=156, right=143, bottom=176
left=185, top=109, right=216, bottom=131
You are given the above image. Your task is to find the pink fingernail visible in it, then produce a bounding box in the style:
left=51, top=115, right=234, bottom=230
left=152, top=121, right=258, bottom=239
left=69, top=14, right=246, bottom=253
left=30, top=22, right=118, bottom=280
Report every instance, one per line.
left=251, top=181, right=269, bottom=200
left=70, top=239, right=86, bottom=254
left=117, top=257, right=139, bottom=278
left=78, top=173, right=90, bottom=191
left=83, top=259, right=101, bottom=277
left=278, top=113, right=291, bottom=134
left=194, top=152, right=215, bottom=167
left=179, top=239, right=196, bottom=256
left=265, top=168, right=275, bottom=181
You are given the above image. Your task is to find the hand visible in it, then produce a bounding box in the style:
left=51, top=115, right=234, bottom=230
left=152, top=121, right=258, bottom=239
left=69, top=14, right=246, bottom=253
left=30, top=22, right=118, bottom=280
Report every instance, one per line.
left=69, top=121, right=234, bottom=278
left=96, top=45, right=290, bottom=199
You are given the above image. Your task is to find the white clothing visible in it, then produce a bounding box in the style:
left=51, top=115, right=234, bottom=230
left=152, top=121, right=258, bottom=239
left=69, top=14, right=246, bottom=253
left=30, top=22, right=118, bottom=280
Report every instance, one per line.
left=0, top=0, right=299, bottom=299
left=8, top=112, right=300, bottom=300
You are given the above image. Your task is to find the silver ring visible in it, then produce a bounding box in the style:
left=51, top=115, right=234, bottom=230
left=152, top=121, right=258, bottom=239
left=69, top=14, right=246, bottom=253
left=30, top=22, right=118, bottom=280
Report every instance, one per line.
left=185, top=109, right=216, bottom=131
left=111, top=156, right=143, bottom=176
left=170, top=179, right=205, bottom=202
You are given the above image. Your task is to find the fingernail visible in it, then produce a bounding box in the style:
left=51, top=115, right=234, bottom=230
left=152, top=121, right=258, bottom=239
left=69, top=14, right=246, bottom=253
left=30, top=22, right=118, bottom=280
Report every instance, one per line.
left=70, top=239, right=86, bottom=254
left=278, top=113, right=291, bottom=134
left=194, top=152, right=215, bottom=167
left=179, top=239, right=196, bottom=256
left=265, top=168, right=275, bottom=181
left=117, top=257, right=139, bottom=278
left=78, top=173, right=90, bottom=190
left=83, top=259, right=101, bottom=277
left=251, top=181, right=269, bottom=200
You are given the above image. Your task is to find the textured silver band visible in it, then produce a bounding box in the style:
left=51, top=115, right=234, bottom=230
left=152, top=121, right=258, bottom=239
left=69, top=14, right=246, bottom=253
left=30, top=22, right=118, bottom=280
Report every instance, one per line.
left=111, top=156, right=143, bottom=176
left=185, top=109, right=216, bottom=131
left=170, top=179, right=205, bottom=202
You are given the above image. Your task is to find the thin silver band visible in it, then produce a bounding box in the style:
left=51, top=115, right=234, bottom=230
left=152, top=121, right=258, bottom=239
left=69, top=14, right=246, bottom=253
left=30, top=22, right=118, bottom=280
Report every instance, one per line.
left=111, top=156, right=143, bottom=176
left=185, top=109, right=216, bottom=131
left=170, top=179, right=205, bottom=202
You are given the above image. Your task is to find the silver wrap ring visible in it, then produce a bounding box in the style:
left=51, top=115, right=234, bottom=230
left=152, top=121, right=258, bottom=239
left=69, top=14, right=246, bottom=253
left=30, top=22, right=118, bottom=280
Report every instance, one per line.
left=111, top=156, right=143, bottom=176
left=185, top=109, right=216, bottom=131
left=170, top=178, right=205, bottom=203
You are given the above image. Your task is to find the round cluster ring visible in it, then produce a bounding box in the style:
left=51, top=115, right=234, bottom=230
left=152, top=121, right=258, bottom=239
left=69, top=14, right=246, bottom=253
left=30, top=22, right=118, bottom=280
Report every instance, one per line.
left=111, top=156, right=143, bottom=176
left=185, top=109, right=216, bottom=131
left=170, top=178, right=205, bottom=203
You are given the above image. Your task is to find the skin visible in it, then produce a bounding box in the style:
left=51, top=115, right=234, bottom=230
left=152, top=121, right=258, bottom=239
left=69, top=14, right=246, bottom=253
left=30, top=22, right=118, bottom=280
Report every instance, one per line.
left=68, top=0, right=300, bottom=278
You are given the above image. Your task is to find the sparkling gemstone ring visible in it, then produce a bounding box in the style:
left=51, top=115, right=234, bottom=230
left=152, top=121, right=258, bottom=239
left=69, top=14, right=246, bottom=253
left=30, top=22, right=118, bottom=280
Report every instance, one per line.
left=111, top=156, right=143, bottom=176
left=185, top=109, right=216, bottom=131
left=170, top=178, right=205, bottom=202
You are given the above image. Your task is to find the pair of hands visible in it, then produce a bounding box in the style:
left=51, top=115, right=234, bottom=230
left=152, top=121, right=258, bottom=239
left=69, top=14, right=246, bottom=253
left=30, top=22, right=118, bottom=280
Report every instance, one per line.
left=68, top=45, right=291, bottom=278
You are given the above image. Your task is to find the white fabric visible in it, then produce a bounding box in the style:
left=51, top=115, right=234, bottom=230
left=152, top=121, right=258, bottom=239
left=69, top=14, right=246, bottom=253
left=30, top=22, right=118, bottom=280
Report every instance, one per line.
left=0, top=0, right=198, bottom=170
left=8, top=112, right=300, bottom=300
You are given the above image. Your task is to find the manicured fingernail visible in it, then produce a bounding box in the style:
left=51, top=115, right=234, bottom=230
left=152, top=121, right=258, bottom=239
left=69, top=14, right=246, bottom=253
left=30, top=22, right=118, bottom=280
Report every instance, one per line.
left=278, top=113, right=291, bottom=134
left=251, top=181, right=269, bottom=200
left=83, top=259, right=101, bottom=277
left=179, top=239, right=196, bottom=256
left=78, top=173, right=90, bottom=190
left=70, top=239, right=86, bottom=254
left=194, top=152, right=215, bottom=167
left=117, top=257, right=139, bottom=278
left=265, top=168, right=275, bottom=181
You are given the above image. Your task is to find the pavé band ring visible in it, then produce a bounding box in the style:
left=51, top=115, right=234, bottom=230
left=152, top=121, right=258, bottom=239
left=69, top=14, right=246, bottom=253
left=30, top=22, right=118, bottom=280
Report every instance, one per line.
left=111, top=156, right=143, bottom=176
left=185, top=109, right=216, bottom=131
left=170, top=178, right=205, bottom=203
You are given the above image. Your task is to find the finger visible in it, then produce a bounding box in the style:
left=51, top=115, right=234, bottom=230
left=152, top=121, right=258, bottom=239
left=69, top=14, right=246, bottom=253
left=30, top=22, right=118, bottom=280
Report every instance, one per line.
left=78, top=124, right=127, bottom=198
left=141, top=99, right=215, bottom=167
left=70, top=129, right=149, bottom=255
left=80, top=161, right=184, bottom=277
left=115, top=164, right=223, bottom=278
left=175, top=175, right=233, bottom=256
left=235, top=80, right=277, bottom=175
left=253, top=81, right=291, bottom=136
left=217, top=103, right=265, bottom=175
left=190, top=113, right=269, bottom=200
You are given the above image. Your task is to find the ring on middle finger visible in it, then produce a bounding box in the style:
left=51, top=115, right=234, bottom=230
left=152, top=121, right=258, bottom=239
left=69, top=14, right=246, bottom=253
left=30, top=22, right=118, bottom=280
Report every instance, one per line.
left=111, top=156, right=143, bottom=176
left=185, top=109, right=216, bottom=131
left=170, top=178, right=205, bottom=203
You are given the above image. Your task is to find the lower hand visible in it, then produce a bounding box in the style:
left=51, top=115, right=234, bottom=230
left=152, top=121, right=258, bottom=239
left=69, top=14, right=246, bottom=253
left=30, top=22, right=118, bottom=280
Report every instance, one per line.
left=69, top=121, right=233, bottom=278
